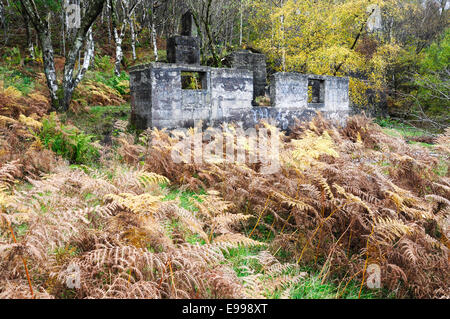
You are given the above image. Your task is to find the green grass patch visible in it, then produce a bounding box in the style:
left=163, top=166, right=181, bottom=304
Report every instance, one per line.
left=0, top=66, right=35, bottom=95
left=222, top=246, right=267, bottom=277
left=406, top=140, right=434, bottom=148
left=60, top=104, right=130, bottom=142
left=162, top=186, right=206, bottom=212
left=38, top=113, right=100, bottom=165
left=222, top=245, right=387, bottom=299
left=288, top=274, right=381, bottom=299
left=434, top=158, right=448, bottom=177
left=376, top=117, right=432, bottom=138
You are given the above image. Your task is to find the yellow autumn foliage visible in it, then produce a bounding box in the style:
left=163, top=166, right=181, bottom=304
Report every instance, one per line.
left=249, top=0, right=403, bottom=107
left=287, top=130, right=339, bottom=170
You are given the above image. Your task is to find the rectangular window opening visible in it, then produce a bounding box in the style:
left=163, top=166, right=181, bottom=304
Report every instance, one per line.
left=307, top=79, right=325, bottom=104
left=181, top=71, right=207, bottom=90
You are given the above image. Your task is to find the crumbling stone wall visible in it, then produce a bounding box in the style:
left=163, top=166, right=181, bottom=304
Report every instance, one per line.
left=210, top=68, right=253, bottom=124
left=167, top=36, right=201, bottom=65
left=130, top=63, right=253, bottom=129
left=130, top=63, right=350, bottom=131
left=167, top=11, right=200, bottom=65
left=132, top=10, right=350, bottom=131
left=230, top=50, right=267, bottom=102
left=270, top=73, right=308, bottom=109
left=270, top=73, right=349, bottom=111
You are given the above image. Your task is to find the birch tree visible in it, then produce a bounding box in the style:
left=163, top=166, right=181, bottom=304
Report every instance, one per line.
left=129, top=12, right=136, bottom=60
left=111, top=0, right=140, bottom=75
left=16, top=2, right=35, bottom=58
left=19, top=0, right=106, bottom=111
left=0, top=0, right=4, bottom=29
left=148, top=0, right=159, bottom=61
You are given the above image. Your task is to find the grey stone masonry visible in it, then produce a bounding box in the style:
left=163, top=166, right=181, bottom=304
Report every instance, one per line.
left=167, top=36, right=201, bottom=65
left=230, top=50, right=267, bottom=102
left=130, top=63, right=253, bottom=130
left=270, top=73, right=349, bottom=113
left=181, top=11, right=197, bottom=37
left=130, top=62, right=350, bottom=131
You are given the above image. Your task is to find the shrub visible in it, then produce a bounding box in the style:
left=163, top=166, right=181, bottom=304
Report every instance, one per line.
left=0, top=66, right=35, bottom=95
left=94, top=71, right=130, bottom=96
left=2, top=47, right=22, bottom=66
left=104, top=71, right=130, bottom=95
left=73, top=70, right=129, bottom=107
left=38, top=113, right=100, bottom=165
left=94, top=55, right=114, bottom=74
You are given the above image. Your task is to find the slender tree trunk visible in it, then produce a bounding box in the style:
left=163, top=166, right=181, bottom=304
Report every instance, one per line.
left=239, top=0, right=243, bottom=46
left=189, top=0, right=219, bottom=66
left=204, top=0, right=220, bottom=66
left=39, top=28, right=59, bottom=107
left=280, top=0, right=286, bottom=72
left=113, top=25, right=125, bottom=75
left=111, top=0, right=124, bottom=76
left=0, top=0, right=5, bottom=29
left=172, top=0, right=177, bottom=34
left=61, top=9, right=65, bottom=58
left=20, top=5, right=35, bottom=58
left=76, top=27, right=95, bottom=86
left=150, top=0, right=158, bottom=61
left=63, top=24, right=93, bottom=109
left=111, top=0, right=140, bottom=75
left=63, top=27, right=95, bottom=108
left=106, top=0, right=112, bottom=43
left=333, top=9, right=372, bottom=75
left=130, top=14, right=136, bottom=61
left=0, top=0, right=9, bottom=45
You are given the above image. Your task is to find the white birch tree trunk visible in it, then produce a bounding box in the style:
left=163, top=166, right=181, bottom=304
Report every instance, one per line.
left=40, top=29, right=59, bottom=106
left=239, top=0, right=243, bottom=46
left=130, top=14, right=137, bottom=61
left=150, top=1, right=158, bottom=61
left=280, top=0, right=286, bottom=72
left=152, top=24, right=158, bottom=61
left=113, top=24, right=125, bottom=75
left=74, top=27, right=94, bottom=87
left=107, top=0, right=112, bottom=43
left=61, top=9, right=66, bottom=57
left=112, top=0, right=140, bottom=75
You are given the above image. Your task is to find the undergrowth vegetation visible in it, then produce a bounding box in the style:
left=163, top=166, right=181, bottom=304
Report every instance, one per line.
left=128, top=114, right=449, bottom=298
left=71, top=61, right=130, bottom=110
left=0, top=102, right=449, bottom=298
left=38, top=113, right=100, bottom=165
left=0, top=61, right=448, bottom=299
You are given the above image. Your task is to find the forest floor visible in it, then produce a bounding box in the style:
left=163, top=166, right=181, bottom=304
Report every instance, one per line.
left=59, top=104, right=390, bottom=299
left=0, top=60, right=449, bottom=299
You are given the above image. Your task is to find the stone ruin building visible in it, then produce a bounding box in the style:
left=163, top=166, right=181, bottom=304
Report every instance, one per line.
left=130, top=11, right=350, bottom=131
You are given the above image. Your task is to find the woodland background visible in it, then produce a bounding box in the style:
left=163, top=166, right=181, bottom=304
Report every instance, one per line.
left=0, top=0, right=448, bottom=129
